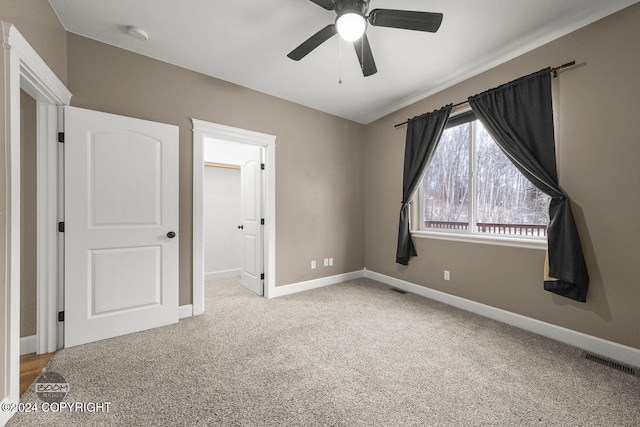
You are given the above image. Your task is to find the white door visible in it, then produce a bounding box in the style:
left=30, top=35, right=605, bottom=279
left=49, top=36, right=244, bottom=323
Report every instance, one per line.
left=240, top=148, right=263, bottom=295
left=64, top=107, right=179, bottom=348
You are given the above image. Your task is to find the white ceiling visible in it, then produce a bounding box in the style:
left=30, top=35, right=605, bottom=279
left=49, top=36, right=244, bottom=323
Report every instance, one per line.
left=49, top=0, right=638, bottom=124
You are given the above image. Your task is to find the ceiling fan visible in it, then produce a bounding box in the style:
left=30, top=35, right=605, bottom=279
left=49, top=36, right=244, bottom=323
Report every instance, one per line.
left=287, top=0, right=443, bottom=77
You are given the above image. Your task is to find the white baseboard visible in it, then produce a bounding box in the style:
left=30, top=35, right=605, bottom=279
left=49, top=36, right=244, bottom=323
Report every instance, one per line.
left=268, top=270, right=365, bottom=299
left=20, top=335, right=37, bottom=355
left=205, top=269, right=241, bottom=281
left=363, top=269, right=640, bottom=368
left=179, top=304, right=193, bottom=319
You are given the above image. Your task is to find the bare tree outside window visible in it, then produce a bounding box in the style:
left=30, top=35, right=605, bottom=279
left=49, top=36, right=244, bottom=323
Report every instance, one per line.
left=421, top=118, right=550, bottom=237
left=422, top=123, right=470, bottom=227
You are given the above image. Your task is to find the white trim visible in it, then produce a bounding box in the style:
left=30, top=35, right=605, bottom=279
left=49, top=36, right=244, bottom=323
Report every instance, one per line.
left=268, top=270, right=365, bottom=299
left=1, top=22, right=71, bottom=417
left=263, top=143, right=276, bottom=298
left=364, top=269, right=640, bottom=368
left=20, top=335, right=37, bottom=356
left=192, top=120, right=275, bottom=147
left=192, top=123, right=205, bottom=315
left=192, top=119, right=276, bottom=314
left=412, top=230, right=548, bottom=251
left=55, top=106, right=65, bottom=351
left=36, top=103, right=60, bottom=354
left=2, top=21, right=22, bottom=411
left=6, top=25, right=71, bottom=106
left=179, top=305, right=193, bottom=319
left=205, top=269, right=241, bottom=281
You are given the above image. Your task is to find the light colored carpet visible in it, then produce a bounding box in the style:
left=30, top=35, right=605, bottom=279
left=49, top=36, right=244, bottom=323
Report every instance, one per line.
left=9, top=277, right=640, bottom=426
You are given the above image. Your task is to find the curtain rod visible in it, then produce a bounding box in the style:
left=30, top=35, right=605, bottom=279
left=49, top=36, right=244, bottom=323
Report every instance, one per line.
left=393, top=61, right=576, bottom=129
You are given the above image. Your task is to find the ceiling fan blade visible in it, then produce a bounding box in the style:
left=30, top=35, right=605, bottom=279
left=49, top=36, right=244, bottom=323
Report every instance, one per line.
left=308, top=0, right=335, bottom=10
left=368, top=9, right=443, bottom=33
left=287, top=24, right=337, bottom=61
left=353, top=33, right=377, bottom=77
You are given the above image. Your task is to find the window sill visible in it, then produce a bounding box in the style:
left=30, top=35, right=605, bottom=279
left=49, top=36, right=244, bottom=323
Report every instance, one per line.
left=411, top=229, right=548, bottom=250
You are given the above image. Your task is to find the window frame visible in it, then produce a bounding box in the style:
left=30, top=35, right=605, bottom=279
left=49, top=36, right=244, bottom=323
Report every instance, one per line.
left=412, top=108, right=548, bottom=251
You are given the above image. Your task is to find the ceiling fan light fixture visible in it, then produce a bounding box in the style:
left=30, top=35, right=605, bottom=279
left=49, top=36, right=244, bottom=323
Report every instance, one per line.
left=336, top=13, right=366, bottom=41
left=288, top=0, right=443, bottom=77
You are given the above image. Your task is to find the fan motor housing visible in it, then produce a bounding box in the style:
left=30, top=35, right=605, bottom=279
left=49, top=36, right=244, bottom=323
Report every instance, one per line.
left=335, top=0, right=369, bottom=17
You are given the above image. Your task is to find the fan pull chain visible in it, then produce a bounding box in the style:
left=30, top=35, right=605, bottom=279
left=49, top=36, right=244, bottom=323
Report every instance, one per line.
left=338, top=38, right=343, bottom=84
left=361, top=38, right=364, bottom=74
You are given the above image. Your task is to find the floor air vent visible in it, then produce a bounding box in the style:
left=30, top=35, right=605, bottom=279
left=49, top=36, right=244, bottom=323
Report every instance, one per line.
left=390, top=287, right=407, bottom=294
left=582, top=352, right=639, bottom=376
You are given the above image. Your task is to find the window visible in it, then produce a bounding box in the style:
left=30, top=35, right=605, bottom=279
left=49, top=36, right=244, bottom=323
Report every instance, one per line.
left=417, top=111, right=550, bottom=240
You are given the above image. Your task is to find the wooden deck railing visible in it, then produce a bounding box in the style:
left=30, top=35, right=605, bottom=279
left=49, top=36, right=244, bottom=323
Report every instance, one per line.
left=424, top=221, right=547, bottom=237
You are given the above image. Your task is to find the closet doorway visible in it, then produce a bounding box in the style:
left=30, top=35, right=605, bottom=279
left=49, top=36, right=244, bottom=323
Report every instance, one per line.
left=192, top=120, right=276, bottom=315
left=203, top=140, right=263, bottom=295
left=203, top=163, right=242, bottom=281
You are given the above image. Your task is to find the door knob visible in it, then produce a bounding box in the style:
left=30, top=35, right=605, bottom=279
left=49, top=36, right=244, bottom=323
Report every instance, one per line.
left=238, top=225, right=244, bottom=229
left=167, top=231, right=176, bottom=238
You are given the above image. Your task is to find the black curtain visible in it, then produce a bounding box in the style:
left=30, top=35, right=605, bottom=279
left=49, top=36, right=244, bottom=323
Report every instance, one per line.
left=468, top=68, right=589, bottom=302
left=396, top=105, right=452, bottom=265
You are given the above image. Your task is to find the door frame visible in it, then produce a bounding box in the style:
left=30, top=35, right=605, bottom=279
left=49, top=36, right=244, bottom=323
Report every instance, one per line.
left=1, top=21, right=71, bottom=416
left=192, top=119, right=276, bottom=314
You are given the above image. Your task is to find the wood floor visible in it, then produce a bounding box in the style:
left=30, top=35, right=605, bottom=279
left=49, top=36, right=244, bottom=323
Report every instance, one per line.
left=20, top=352, right=55, bottom=395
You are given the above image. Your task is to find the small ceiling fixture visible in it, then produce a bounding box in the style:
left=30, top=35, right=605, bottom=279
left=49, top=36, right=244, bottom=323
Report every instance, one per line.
left=126, top=25, right=149, bottom=41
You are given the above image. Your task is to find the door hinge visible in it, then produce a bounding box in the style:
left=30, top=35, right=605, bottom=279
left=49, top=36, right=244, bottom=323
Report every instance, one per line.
left=58, top=222, right=64, bottom=232
left=261, top=218, right=265, bottom=225
left=260, top=273, right=264, bottom=280
left=57, top=132, right=64, bottom=143
left=260, top=163, right=265, bottom=170
left=57, top=311, right=64, bottom=322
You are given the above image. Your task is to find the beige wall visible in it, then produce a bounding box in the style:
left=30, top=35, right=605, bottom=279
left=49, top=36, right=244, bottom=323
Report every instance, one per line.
left=20, top=90, right=37, bottom=338
left=0, top=0, right=68, bottom=84
left=66, top=34, right=366, bottom=305
left=364, top=4, right=640, bottom=349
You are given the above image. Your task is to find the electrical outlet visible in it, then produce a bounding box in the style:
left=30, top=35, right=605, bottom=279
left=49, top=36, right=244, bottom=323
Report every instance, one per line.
left=329, top=258, right=334, bottom=266
left=444, top=270, right=450, bottom=281
left=311, top=260, right=316, bottom=269
left=324, top=258, right=329, bottom=267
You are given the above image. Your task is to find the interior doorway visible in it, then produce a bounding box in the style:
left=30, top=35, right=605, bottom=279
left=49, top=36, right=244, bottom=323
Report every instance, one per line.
left=192, top=119, right=276, bottom=315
